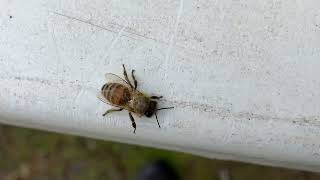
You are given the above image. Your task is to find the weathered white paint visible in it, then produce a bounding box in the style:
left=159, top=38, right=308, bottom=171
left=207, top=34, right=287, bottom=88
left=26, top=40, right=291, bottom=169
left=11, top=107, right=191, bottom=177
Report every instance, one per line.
left=1, top=0, right=320, bottom=172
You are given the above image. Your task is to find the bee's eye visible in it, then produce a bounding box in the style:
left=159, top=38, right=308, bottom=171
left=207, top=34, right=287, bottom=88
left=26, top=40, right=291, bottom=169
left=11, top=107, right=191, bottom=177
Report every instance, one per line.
left=145, top=111, right=152, bottom=117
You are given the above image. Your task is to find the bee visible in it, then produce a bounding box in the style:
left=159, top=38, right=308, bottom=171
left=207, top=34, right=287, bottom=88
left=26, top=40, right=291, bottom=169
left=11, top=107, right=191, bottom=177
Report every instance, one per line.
left=98, top=64, right=174, bottom=133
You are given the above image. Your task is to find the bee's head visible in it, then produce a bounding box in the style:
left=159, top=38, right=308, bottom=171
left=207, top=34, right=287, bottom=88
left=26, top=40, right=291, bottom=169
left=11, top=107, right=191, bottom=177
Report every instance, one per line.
left=145, top=100, right=157, bottom=117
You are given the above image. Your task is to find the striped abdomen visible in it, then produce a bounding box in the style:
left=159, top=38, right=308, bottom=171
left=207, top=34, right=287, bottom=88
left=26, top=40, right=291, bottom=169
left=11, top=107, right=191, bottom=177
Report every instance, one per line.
left=101, top=83, right=131, bottom=106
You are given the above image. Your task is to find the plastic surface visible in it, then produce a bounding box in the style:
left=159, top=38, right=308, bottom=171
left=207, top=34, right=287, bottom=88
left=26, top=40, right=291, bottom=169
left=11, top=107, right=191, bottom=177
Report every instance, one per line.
left=1, top=0, right=320, bottom=172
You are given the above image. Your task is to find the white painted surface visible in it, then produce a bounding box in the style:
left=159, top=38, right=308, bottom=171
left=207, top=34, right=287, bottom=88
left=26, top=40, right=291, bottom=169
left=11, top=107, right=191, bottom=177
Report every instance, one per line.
left=1, top=0, right=320, bottom=172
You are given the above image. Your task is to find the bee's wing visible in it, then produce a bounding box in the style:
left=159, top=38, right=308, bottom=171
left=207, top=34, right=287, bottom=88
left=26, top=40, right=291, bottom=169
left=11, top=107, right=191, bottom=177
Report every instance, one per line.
left=97, top=92, right=124, bottom=109
left=105, top=73, right=130, bottom=86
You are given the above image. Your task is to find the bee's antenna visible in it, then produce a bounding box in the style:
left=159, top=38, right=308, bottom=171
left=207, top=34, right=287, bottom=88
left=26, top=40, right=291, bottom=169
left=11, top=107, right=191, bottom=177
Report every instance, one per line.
left=155, top=112, right=161, bottom=128
left=157, top=107, right=174, bottom=111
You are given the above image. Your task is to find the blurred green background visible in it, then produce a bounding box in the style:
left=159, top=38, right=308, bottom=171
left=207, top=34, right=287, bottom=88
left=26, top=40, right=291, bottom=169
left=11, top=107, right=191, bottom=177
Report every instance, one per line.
left=0, top=124, right=319, bottom=180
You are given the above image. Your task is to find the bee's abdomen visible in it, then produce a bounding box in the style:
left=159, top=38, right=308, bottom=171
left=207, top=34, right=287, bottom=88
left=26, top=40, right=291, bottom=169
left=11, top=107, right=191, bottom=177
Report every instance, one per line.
left=101, top=83, right=131, bottom=106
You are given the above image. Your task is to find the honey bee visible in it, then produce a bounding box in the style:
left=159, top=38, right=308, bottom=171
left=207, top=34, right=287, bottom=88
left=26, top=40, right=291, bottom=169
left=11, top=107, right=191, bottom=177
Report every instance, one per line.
left=98, top=64, right=174, bottom=133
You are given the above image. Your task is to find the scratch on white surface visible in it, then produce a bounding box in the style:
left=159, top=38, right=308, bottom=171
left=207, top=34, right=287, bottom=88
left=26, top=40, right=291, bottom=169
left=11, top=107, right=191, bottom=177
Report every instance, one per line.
left=164, top=0, right=184, bottom=69
left=47, top=13, right=61, bottom=77
left=49, top=10, right=199, bottom=54
left=73, top=89, right=84, bottom=105
left=50, top=11, right=146, bottom=42
left=50, top=11, right=115, bottom=33
left=103, top=25, right=127, bottom=63
left=108, top=22, right=166, bottom=44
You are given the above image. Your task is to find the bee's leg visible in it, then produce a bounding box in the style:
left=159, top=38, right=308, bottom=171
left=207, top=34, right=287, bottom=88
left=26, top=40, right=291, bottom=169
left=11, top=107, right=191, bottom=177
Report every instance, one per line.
left=150, top=96, right=163, bottom=99
left=122, top=64, right=133, bottom=89
left=131, top=69, right=138, bottom=90
left=155, top=112, right=161, bottom=128
left=102, top=108, right=123, bottom=116
left=129, top=112, right=137, bottom=134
